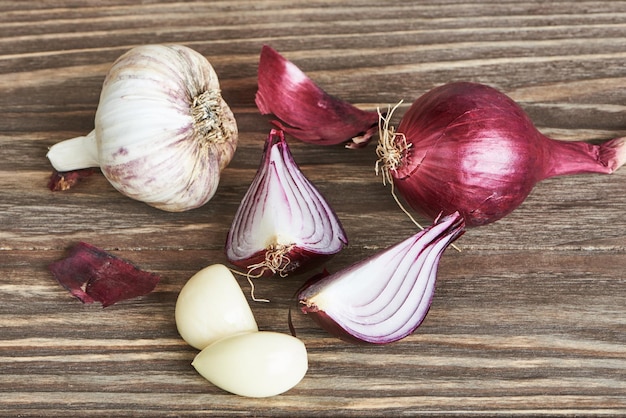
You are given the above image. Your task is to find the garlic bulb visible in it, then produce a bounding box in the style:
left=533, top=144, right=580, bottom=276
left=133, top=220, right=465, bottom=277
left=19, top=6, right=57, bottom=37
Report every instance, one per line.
left=47, top=44, right=238, bottom=211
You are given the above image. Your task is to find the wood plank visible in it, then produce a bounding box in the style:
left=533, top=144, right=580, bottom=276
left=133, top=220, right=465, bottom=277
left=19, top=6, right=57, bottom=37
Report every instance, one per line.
left=1, top=0, right=625, bottom=415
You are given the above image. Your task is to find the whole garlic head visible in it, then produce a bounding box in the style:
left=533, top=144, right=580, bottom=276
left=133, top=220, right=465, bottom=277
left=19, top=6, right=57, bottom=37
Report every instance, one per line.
left=47, top=44, right=238, bottom=212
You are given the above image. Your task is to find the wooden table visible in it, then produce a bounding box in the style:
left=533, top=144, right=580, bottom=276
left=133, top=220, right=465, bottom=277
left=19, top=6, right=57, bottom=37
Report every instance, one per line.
left=2, top=1, right=625, bottom=416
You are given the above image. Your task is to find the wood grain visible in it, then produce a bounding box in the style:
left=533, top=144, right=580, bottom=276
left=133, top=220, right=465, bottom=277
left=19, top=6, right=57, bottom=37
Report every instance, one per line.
left=1, top=1, right=625, bottom=416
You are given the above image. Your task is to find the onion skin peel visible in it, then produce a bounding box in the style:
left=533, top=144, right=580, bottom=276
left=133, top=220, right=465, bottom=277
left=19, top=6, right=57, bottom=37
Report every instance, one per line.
left=49, top=242, right=160, bottom=307
left=255, top=45, right=380, bottom=149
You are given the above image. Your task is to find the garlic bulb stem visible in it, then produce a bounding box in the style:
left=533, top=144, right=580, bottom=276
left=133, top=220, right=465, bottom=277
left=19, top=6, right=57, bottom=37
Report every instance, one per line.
left=47, top=130, right=100, bottom=172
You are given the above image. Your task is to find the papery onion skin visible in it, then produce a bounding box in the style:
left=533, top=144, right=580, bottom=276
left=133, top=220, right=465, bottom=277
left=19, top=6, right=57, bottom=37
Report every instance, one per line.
left=48, top=168, right=95, bottom=191
left=255, top=45, right=380, bottom=149
left=381, top=82, right=626, bottom=227
left=225, top=129, right=348, bottom=278
left=298, top=212, right=464, bottom=345
left=49, top=242, right=160, bottom=307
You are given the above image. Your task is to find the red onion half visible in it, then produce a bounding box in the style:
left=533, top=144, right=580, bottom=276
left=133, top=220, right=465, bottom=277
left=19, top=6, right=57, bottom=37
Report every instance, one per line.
left=377, top=82, right=626, bottom=227
left=226, top=129, right=347, bottom=278
left=255, top=45, right=380, bottom=149
left=298, top=212, right=464, bottom=344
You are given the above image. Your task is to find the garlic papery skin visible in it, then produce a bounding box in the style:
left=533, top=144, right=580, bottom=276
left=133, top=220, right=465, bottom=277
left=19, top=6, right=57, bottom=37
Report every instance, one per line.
left=47, top=44, right=238, bottom=212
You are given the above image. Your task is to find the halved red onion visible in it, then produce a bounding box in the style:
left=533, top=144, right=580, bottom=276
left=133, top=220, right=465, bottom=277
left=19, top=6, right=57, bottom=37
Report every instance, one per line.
left=255, top=45, right=380, bottom=149
left=226, top=129, right=347, bottom=278
left=298, top=212, right=464, bottom=344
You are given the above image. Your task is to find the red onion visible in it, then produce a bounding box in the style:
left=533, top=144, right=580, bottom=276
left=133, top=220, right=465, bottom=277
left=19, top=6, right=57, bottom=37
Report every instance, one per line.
left=226, top=129, right=347, bottom=279
left=377, top=82, right=626, bottom=227
left=298, top=212, right=464, bottom=344
left=255, top=45, right=380, bottom=149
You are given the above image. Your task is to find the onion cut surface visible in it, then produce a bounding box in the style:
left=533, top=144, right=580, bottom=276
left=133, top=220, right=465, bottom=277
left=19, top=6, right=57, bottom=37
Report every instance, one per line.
left=298, top=212, right=464, bottom=344
left=226, top=129, right=347, bottom=278
left=255, top=45, right=380, bottom=148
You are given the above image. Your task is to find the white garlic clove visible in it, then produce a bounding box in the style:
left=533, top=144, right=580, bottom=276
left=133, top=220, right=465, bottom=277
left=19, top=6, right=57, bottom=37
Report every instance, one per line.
left=175, top=264, right=258, bottom=350
left=192, top=331, right=308, bottom=397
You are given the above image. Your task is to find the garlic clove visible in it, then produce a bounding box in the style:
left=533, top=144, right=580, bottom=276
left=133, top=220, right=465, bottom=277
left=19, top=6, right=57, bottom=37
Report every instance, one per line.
left=175, top=264, right=258, bottom=350
left=47, top=131, right=100, bottom=172
left=192, top=331, right=308, bottom=397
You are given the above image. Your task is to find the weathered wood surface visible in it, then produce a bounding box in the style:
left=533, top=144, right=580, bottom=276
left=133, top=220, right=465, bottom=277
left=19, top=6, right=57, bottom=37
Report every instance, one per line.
left=1, top=1, right=625, bottom=416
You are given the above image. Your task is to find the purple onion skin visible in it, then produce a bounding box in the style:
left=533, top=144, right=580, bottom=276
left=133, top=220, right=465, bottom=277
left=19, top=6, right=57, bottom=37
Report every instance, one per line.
left=255, top=45, right=380, bottom=148
left=392, top=82, right=626, bottom=227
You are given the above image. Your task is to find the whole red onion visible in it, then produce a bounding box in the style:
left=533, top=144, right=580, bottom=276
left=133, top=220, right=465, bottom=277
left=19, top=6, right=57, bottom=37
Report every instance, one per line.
left=377, top=82, right=626, bottom=227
